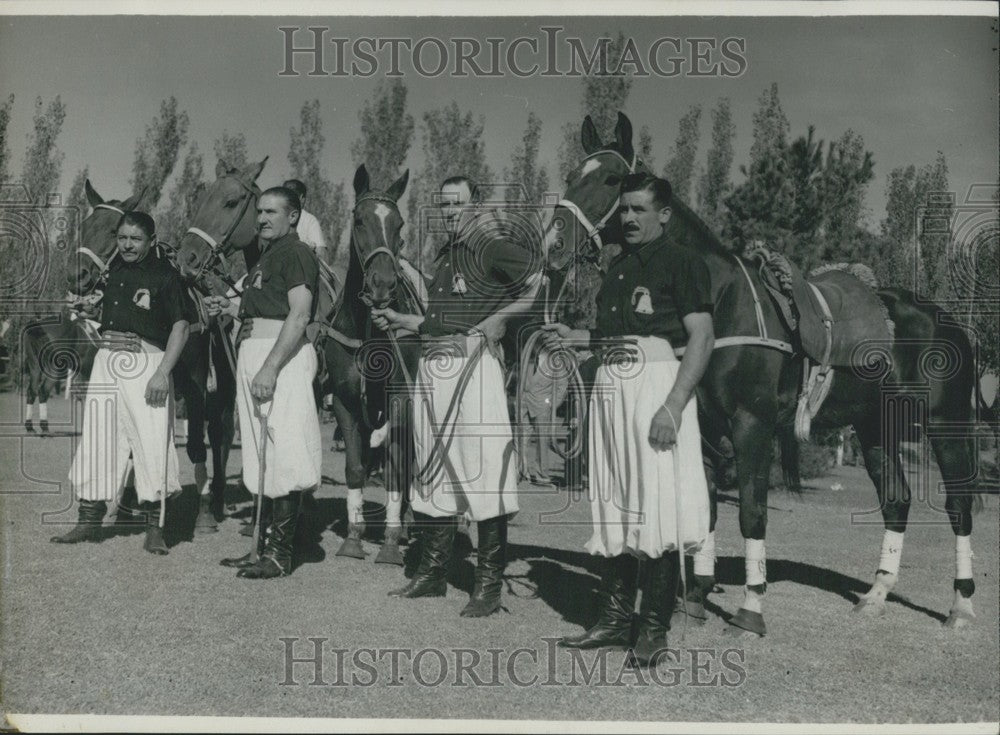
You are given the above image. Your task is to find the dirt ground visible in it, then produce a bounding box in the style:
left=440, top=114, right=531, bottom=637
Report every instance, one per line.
left=1, top=390, right=998, bottom=726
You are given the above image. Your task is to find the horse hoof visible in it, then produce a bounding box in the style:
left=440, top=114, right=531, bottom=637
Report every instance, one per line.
left=374, top=544, right=404, bottom=566
left=944, top=610, right=975, bottom=629
left=193, top=501, right=219, bottom=534
left=725, top=609, right=766, bottom=637
left=852, top=598, right=886, bottom=617
left=672, top=600, right=707, bottom=627
left=239, top=523, right=255, bottom=538
left=336, top=538, right=366, bottom=559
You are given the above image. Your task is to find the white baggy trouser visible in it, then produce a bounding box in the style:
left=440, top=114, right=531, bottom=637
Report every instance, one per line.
left=235, top=319, right=322, bottom=499
left=585, top=336, right=710, bottom=559
left=410, top=333, right=519, bottom=522
left=70, top=342, right=180, bottom=504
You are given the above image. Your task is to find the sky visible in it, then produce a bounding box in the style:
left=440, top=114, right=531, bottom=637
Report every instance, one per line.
left=0, top=12, right=997, bottom=231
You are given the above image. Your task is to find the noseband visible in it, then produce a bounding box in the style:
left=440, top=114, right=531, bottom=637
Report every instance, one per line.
left=352, top=193, right=417, bottom=310
left=556, top=149, right=639, bottom=253
left=75, top=203, right=125, bottom=289
left=184, top=174, right=259, bottom=286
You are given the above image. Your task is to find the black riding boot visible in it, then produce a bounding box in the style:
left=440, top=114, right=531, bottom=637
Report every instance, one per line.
left=388, top=513, right=456, bottom=598
left=50, top=499, right=107, bottom=544
left=460, top=514, right=509, bottom=618
left=221, top=497, right=272, bottom=568
left=559, top=553, right=638, bottom=649
left=632, top=552, right=680, bottom=667
left=238, top=491, right=301, bottom=579
left=141, top=501, right=169, bottom=555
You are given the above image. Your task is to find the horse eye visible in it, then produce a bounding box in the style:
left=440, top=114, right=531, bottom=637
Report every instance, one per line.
left=225, top=198, right=240, bottom=208
left=605, top=174, right=621, bottom=186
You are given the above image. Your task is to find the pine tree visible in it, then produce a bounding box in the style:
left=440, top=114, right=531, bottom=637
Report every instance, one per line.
left=213, top=131, right=248, bottom=171
left=129, top=96, right=189, bottom=211
left=350, top=78, right=415, bottom=192
left=696, top=98, right=736, bottom=235
left=503, top=111, right=550, bottom=204
left=0, top=93, right=13, bottom=184
left=662, top=105, right=702, bottom=204
left=21, top=96, right=67, bottom=206
left=158, top=143, right=205, bottom=248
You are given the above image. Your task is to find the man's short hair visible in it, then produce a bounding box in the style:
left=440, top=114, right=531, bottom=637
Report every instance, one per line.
left=620, top=173, right=672, bottom=210
left=440, top=175, right=479, bottom=203
left=283, top=179, right=307, bottom=199
left=262, top=186, right=302, bottom=214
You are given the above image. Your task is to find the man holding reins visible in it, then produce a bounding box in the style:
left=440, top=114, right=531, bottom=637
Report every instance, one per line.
left=206, top=186, right=322, bottom=579
left=542, top=173, right=714, bottom=666
left=372, top=175, right=542, bottom=618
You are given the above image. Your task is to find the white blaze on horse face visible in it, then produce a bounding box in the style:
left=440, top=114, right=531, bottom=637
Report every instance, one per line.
left=580, top=158, right=602, bottom=180
left=374, top=202, right=392, bottom=249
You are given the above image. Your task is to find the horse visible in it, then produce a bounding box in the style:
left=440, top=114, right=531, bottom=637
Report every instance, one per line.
left=543, top=111, right=985, bottom=635
left=75, top=179, right=239, bottom=531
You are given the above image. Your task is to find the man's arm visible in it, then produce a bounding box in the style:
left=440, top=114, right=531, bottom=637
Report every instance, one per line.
left=472, top=271, right=544, bottom=342
left=648, top=312, right=714, bottom=451
left=145, top=320, right=190, bottom=407
left=250, top=285, right=312, bottom=402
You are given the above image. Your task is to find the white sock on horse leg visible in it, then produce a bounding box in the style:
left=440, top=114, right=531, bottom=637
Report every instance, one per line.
left=877, top=530, right=905, bottom=578
left=25, top=403, right=33, bottom=421
left=194, top=462, right=209, bottom=495
left=694, top=530, right=716, bottom=577
left=385, top=492, right=402, bottom=529
left=39, top=403, right=48, bottom=421
left=347, top=488, right=364, bottom=525
left=956, top=535, right=973, bottom=580
left=743, top=538, right=766, bottom=614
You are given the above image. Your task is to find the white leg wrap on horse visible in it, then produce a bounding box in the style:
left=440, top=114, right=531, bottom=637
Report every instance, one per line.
left=955, top=535, right=973, bottom=580
left=878, top=530, right=905, bottom=577
left=370, top=422, right=388, bottom=448
left=39, top=403, right=48, bottom=421
left=694, top=530, right=716, bottom=577
left=25, top=403, right=33, bottom=420
left=745, top=538, right=766, bottom=587
left=194, top=462, right=210, bottom=496
left=385, top=490, right=402, bottom=528
left=347, top=488, right=364, bottom=524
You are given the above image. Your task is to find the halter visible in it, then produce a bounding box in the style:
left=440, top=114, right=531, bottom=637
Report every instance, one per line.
left=556, top=148, right=639, bottom=253
left=352, top=193, right=424, bottom=315
left=76, top=203, right=125, bottom=283
left=184, top=173, right=258, bottom=287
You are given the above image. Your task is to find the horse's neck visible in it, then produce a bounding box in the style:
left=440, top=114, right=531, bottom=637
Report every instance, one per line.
left=332, top=237, right=365, bottom=337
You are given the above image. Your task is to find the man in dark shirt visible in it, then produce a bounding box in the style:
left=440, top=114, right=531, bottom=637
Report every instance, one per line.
left=372, top=175, right=542, bottom=618
left=207, top=187, right=321, bottom=579
left=54, top=211, right=195, bottom=555
left=542, top=173, right=714, bottom=666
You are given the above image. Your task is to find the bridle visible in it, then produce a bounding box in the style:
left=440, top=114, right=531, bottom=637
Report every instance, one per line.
left=556, top=148, right=639, bottom=254
left=352, top=193, right=424, bottom=316
left=76, top=202, right=125, bottom=287
left=184, top=173, right=259, bottom=289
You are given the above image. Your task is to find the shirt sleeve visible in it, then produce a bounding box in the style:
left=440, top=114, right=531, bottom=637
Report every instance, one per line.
left=164, top=273, right=197, bottom=326
left=484, top=235, right=539, bottom=289
left=670, top=248, right=714, bottom=318
left=282, top=243, right=320, bottom=294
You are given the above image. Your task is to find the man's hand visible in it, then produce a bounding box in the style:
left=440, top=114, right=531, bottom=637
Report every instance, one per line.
left=204, top=294, right=238, bottom=318
left=251, top=363, right=278, bottom=403
left=474, top=313, right=506, bottom=343
left=371, top=307, right=421, bottom=334
left=649, top=402, right=684, bottom=452
left=539, top=322, right=572, bottom=351
left=145, top=368, right=170, bottom=407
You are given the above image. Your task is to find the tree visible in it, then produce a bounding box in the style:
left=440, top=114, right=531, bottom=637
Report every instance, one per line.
left=662, top=105, right=702, bottom=204
left=637, top=125, right=655, bottom=170
left=129, top=96, right=189, bottom=211
left=65, top=166, right=90, bottom=250
left=288, top=99, right=348, bottom=270
left=406, top=101, right=492, bottom=270
left=503, top=111, right=550, bottom=204
left=20, top=95, right=67, bottom=206
left=213, top=131, right=248, bottom=172
left=350, top=78, right=414, bottom=192
left=556, top=33, right=633, bottom=181
left=158, top=143, right=205, bottom=248
left=0, top=93, right=13, bottom=183
left=815, top=129, right=875, bottom=265
left=696, top=98, right=736, bottom=234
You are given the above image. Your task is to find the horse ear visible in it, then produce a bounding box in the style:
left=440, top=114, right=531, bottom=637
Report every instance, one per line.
left=215, top=159, right=229, bottom=179
left=245, top=156, right=268, bottom=183
left=385, top=168, right=409, bottom=203
left=614, top=111, right=634, bottom=157
left=581, top=115, right=602, bottom=154
left=122, top=187, right=146, bottom=213
left=353, top=164, right=370, bottom=198
left=84, top=180, right=103, bottom=208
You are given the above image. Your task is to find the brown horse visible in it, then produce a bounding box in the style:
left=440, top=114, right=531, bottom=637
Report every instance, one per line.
left=544, top=112, right=985, bottom=634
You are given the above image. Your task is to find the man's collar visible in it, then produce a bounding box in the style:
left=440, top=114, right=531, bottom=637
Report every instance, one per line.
left=620, top=231, right=669, bottom=265
left=260, top=230, right=296, bottom=253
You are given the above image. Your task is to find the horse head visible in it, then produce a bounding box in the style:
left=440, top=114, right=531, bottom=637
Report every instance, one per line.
left=351, top=163, right=409, bottom=309
left=71, top=181, right=145, bottom=294
left=543, top=111, right=647, bottom=272
left=175, top=157, right=267, bottom=288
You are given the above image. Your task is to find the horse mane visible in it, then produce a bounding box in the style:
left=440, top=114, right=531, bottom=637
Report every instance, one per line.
left=665, top=196, right=730, bottom=257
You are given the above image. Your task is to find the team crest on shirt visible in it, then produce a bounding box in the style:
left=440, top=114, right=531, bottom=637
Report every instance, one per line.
left=632, top=286, right=654, bottom=315
left=251, top=271, right=263, bottom=289
left=132, top=288, right=151, bottom=310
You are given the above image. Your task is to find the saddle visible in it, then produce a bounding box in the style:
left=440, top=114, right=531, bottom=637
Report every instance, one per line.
left=750, top=246, right=894, bottom=441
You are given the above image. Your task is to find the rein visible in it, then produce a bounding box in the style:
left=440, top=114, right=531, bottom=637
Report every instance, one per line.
left=184, top=173, right=258, bottom=291
left=556, top=149, right=638, bottom=252
left=76, top=203, right=126, bottom=285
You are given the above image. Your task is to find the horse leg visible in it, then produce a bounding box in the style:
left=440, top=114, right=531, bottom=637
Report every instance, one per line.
left=779, top=425, right=801, bottom=491
left=852, top=416, right=911, bottom=616
left=930, top=433, right=979, bottom=628
left=375, top=393, right=410, bottom=566
left=174, top=352, right=216, bottom=534
left=725, top=410, right=774, bottom=637
left=332, top=393, right=367, bottom=559
left=205, top=337, right=237, bottom=522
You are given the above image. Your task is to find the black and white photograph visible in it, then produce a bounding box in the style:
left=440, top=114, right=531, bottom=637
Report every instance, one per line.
left=0, top=2, right=998, bottom=731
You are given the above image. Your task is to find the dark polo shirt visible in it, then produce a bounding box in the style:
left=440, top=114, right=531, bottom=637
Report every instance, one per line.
left=419, top=228, right=539, bottom=338
left=100, top=246, right=196, bottom=349
left=239, top=232, right=319, bottom=321
left=593, top=232, right=712, bottom=348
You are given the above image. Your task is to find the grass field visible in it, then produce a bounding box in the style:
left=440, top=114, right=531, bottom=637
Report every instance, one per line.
left=1, top=391, right=998, bottom=727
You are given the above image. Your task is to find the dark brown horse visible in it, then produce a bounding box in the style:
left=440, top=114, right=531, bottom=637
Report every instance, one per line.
left=545, top=112, right=985, bottom=634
